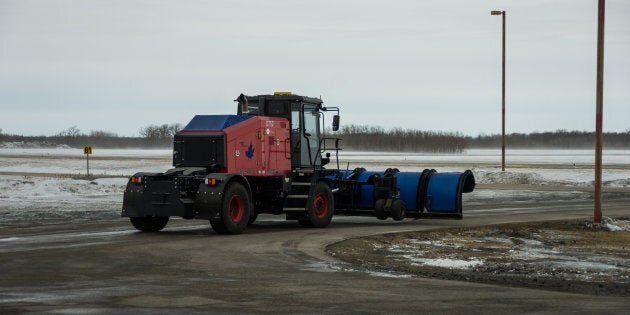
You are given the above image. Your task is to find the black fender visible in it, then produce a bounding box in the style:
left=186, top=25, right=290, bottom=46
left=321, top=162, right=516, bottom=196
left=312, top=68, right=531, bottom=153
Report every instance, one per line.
left=194, top=173, right=252, bottom=220
left=122, top=172, right=163, bottom=217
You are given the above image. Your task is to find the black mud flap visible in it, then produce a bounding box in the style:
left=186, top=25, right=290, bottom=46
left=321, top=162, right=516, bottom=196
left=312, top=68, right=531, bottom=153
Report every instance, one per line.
left=122, top=172, right=192, bottom=218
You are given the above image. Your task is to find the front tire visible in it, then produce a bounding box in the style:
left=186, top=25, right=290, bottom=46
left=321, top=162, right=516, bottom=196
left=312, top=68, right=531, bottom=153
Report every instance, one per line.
left=130, top=216, right=169, bottom=232
left=299, top=182, right=334, bottom=228
left=210, top=182, right=251, bottom=234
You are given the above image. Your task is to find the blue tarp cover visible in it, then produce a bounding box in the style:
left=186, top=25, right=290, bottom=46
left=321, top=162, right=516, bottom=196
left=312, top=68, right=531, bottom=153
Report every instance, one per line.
left=182, top=115, right=252, bottom=131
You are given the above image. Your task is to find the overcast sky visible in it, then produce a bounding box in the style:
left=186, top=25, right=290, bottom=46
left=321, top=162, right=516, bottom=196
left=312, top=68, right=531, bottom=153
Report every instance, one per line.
left=1, top=0, right=628, bottom=137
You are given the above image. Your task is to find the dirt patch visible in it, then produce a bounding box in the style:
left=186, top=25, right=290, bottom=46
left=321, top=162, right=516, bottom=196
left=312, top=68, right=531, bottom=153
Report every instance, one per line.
left=327, top=217, right=630, bottom=296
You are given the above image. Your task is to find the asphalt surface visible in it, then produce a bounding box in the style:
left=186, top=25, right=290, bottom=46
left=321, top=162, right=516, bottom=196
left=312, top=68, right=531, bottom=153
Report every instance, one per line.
left=1, top=190, right=629, bottom=314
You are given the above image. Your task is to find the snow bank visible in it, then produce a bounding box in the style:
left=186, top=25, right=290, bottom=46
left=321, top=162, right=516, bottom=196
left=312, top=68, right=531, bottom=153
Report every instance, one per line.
left=0, top=176, right=127, bottom=225
left=0, top=158, right=171, bottom=177
left=0, top=141, right=71, bottom=149
left=0, top=177, right=126, bottom=199
left=404, top=255, right=484, bottom=269
left=602, top=217, right=630, bottom=232
left=473, top=168, right=630, bottom=187
left=0, top=148, right=628, bottom=225
left=0, top=147, right=171, bottom=158
left=339, top=149, right=630, bottom=165
left=475, top=171, right=546, bottom=185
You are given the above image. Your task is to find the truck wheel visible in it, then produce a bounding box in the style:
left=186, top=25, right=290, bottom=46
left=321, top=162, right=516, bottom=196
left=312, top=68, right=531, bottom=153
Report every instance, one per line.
left=299, top=182, right=334, bottom=228
left=210, top=182, right=251, bottom=234
left=374, top=199, right=388, bottom=220
left=390, top=200, right=406, bottom=221
left=129, top=216, right=169, bottom=232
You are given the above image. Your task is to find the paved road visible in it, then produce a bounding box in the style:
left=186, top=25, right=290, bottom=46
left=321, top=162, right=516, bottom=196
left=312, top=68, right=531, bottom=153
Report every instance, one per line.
left=1, top=191, right=629, bottom=314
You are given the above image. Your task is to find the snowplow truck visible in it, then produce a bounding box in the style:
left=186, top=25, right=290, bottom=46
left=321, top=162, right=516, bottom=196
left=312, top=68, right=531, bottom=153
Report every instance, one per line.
left=122, top=92, right=475, bottom=234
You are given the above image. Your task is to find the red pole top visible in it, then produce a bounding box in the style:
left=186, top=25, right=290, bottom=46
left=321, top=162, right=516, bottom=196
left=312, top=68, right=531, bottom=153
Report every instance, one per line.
left=491, top=10, right=504, bottom=15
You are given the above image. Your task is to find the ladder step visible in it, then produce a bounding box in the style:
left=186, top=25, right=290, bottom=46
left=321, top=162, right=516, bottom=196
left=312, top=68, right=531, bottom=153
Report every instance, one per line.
left=283, top=207, right=307, bottom=211
left=291, top=182, right=311, bottom=186
left=286, top=195, right=309, bottom=199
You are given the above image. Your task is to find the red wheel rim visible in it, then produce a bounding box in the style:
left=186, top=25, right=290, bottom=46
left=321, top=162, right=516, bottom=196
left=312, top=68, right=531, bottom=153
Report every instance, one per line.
left=228, top=194, right=244, bottom=223
left=312, top=193, right=328, bottom=219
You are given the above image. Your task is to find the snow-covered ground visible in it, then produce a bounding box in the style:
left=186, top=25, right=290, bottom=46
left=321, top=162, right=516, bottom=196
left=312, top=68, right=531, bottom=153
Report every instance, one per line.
left=338, top=149, right=630, bottom=187
left=0, top=147, right=628, bottom=225
left=340, top=149, right=630, bottom=166
left=0, top=148, right=172, bottom=176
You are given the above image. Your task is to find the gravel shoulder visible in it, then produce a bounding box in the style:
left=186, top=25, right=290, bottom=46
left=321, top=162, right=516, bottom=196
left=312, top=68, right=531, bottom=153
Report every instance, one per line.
left=327, top=217, right=630, bottom=296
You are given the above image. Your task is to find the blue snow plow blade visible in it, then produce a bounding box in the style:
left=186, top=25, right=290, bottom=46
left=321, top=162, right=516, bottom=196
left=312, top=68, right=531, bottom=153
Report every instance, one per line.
left=329, top=168, right=475, bottom=219
left=425, top=171, right=475, bottom=214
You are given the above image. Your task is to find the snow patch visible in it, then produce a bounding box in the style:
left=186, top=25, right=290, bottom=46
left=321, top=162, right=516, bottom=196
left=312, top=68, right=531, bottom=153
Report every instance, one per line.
left=552, top=260, right=619, bottom=271
left=514, top=238, right=543, bottom=246
left=602, top=217, right=630, bottom=232
left=404, top=240, right=461, bottom=249
left=367, top=271, right=414, bottom=279
left=0, top=177, right=127, bottom=199
left=406, top=256, right=484, bottom=269
left=0, top=176, right=128, bottom=225
left=0, top=237, right=20, bottom=242
left=407, top=239, right=433, bottom=245
left=0, top=141, right=71, bottom=149
left=301, top=261, right=353, bottom=273
left=477, top=171, right=545, bottom=185
left=479, top=237, right=513, bottom=244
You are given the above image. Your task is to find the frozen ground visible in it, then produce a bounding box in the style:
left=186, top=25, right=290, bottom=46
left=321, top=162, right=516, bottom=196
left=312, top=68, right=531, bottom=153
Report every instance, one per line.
left=1, top=146, right=629, bottom=296
left=338, top=149, right=630, bottom=187
left=0, top=147, right=171, bottom=225
left=0, top=147, right=629, bottom=226
left=2, top=147, right=629, bottom=184
left=328, top=217, right=630, bottom=296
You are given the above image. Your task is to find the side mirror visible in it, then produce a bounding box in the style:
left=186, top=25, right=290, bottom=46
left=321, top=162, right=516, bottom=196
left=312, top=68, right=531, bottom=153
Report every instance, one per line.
left=332, top=115, right=340, bottom=131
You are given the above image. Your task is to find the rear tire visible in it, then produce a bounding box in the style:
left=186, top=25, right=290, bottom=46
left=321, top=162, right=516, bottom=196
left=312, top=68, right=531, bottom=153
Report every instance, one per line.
left=210, top=182, right=251, bottom=235
left=299, top=182, right=333, bottom=228
left=391, top=200, right=406, bottom=221
left=374, top=199, right=388, bottom=220
left=130, top=216, right=169, bottom=232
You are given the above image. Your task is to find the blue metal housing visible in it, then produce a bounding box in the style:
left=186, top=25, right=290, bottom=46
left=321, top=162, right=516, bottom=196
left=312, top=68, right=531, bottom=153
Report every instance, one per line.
left=330, top=169, right=475, bottom=217
left=183, top=115, right=252, bottom=131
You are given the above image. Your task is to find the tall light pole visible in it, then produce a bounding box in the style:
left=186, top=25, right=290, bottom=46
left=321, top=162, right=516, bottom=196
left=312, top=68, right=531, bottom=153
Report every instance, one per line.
left=594, top=0, right=605, bottom=224
left=491, top=10, right=506, bottom=172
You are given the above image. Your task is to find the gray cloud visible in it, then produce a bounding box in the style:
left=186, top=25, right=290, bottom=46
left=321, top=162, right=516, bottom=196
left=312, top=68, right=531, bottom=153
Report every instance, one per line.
left=0, top=0, right=628, bottom=136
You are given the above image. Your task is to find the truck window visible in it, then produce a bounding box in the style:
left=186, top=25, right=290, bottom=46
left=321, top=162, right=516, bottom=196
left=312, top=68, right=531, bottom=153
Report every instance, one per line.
left=303, top=106, right=320, bottom=165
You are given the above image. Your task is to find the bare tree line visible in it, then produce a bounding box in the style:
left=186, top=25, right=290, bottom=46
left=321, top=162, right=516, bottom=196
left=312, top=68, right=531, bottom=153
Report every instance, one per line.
left=138, top=123, right=184, bottom=145
left=0, top=124, right=183, bottom=148
left=336, top=125, right=468, bottom=153
left=471, top=130, right=630, bottom=149
left=1, top=125, right=629, bottom=151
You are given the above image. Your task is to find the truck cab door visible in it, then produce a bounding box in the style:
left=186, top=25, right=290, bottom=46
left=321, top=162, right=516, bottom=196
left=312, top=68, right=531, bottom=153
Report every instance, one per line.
left=290, top=103, right=321, bottom=169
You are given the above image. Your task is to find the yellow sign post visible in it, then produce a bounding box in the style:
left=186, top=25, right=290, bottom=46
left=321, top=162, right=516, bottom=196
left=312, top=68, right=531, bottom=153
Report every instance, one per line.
left=83, top=146, right=92, bottom=177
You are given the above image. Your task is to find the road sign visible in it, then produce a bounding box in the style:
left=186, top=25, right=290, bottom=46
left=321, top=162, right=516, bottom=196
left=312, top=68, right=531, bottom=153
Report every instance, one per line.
left=83, top=146, right=92, bottom=177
